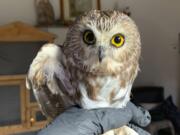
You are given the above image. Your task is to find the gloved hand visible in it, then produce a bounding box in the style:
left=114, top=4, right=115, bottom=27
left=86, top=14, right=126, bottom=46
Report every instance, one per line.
left=127, top=102, right=151, bottom=135
left=127, top=102, right=151, bottom=127
left=38, top=102, right=151, bottom=135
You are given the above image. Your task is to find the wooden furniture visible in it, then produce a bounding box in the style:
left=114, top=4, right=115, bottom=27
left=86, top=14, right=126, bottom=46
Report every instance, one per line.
left=0, top=22, right=55, bottom=135
left=0, top=21, right=55, bottom=42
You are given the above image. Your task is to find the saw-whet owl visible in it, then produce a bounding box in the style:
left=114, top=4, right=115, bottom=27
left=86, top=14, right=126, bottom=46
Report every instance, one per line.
left=26, top=10, right=141, bottom=135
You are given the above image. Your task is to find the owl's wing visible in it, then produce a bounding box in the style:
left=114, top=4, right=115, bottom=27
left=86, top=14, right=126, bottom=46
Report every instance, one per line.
left=26, top=43, right=75, bottom=118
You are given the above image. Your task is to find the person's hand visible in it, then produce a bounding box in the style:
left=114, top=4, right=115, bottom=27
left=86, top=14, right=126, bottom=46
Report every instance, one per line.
left=126, top=102, right=151, bottom=135
left=38, top=102, right=151, bottom=135
left=38, top=105, right=132, bottom=135
left=127, top=102, right=151, bottom=127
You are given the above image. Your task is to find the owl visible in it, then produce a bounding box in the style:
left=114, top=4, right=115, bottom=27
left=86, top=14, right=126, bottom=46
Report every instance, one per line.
left=26, top=10, right=141, bottom=135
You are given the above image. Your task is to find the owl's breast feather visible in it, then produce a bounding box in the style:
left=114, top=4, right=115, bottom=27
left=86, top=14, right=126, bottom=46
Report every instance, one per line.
left=78, top=76, right=133, bottom=109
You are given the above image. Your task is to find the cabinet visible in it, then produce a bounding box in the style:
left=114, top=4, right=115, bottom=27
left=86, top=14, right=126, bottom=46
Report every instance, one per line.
left=0, top=22, right=55, bottom=135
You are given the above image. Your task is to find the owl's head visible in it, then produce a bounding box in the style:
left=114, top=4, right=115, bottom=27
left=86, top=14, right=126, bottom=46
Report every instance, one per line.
left=63, top=10, right=141, bottom=76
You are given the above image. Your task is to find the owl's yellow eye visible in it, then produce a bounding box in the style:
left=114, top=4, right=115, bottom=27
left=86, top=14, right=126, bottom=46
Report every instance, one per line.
left=83, top=30, right=96, bottom=45
left=111, top=34, right=125, bottom=48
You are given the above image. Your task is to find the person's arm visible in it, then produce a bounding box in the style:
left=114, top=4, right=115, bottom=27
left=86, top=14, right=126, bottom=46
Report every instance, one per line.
left=38, top=106, right=132, bottom=135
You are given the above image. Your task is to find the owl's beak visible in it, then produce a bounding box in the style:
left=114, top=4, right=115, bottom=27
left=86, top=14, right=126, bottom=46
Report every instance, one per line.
left=98, top=46, right=105, bottom=62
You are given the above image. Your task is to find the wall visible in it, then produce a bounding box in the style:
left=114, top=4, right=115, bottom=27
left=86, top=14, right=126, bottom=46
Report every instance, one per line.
left=0, top=0, right=179, bottom=105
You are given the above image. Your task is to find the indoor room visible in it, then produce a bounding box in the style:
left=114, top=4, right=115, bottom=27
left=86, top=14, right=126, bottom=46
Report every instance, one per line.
left=0, top=0, right=179, bottom=135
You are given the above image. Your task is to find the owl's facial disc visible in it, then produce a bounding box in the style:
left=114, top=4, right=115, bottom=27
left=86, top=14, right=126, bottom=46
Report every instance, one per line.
left=63, top=10, right=141, bottom=75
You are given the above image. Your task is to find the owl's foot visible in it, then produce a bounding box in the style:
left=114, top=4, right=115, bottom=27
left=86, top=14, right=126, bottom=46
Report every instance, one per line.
left=103, top=126, right=139, bottom=135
